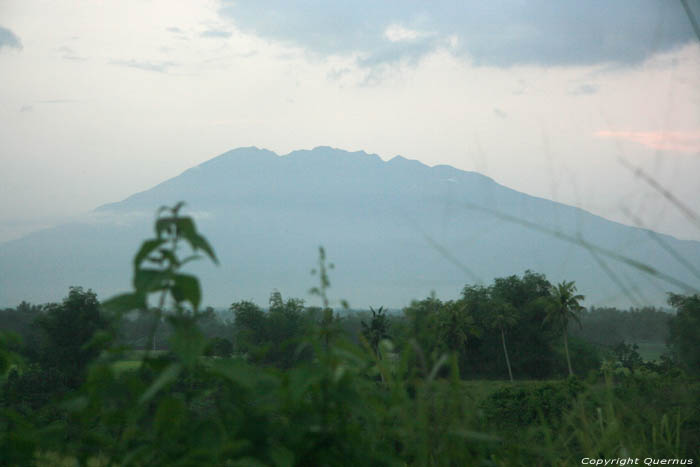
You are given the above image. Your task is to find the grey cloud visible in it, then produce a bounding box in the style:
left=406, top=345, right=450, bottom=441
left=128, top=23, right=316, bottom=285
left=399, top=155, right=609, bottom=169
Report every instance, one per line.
left=166, top=27, right=188, bottom=41
left=493, top=108, right=508, bottom=119
left=201, top=29, right=232, bottom=39
left=570, top=83, right=599, bottom=96
left=20, top=105, right=33, bottom=113
left=57, top=46, right=86, bottom=62
left=327, top=67, right=352, bottom=81
left=109, top=59, right=176, bottom=73
left=218, top=1, right=697, bottom=68
left=0, top=26, right=22, bottom=51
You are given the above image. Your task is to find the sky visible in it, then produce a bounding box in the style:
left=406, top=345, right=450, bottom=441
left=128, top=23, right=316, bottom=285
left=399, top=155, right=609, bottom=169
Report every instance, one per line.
left=0, top=0, right=699, bottom=243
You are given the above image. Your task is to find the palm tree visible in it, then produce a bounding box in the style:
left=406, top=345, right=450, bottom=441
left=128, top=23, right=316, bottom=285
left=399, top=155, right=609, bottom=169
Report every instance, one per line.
left=361, top=306, right=390, bottom=359
left=543, top=281, right=584, bottom=377
left=488, top=300, right=518, bottom=382
left=437, top=301, right=478, bottom=356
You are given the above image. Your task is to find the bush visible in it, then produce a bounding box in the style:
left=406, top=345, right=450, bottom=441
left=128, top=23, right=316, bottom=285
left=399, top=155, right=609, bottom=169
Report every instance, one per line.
left=480, top=378, right=585, bottom=429
left=203, top=337, right=233, bottom=357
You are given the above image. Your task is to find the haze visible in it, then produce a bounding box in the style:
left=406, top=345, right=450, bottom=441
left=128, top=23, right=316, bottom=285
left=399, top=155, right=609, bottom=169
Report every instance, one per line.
left=1, top=0, right=699, bottom=244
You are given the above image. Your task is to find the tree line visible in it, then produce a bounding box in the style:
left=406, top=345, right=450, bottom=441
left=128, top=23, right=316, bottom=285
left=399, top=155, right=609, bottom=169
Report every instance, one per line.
left=0, top=272, right=689, bottom=383
left=0, top=203, right=697, bottom=465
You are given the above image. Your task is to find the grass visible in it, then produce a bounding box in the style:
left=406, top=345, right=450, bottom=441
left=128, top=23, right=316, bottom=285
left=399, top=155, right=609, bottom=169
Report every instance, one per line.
left=36, top=452, right=109, bottom=467
left=111, top=350, right=167, bottom=374
left=112, top=360, right=142, bottom=374
left=636, top=342, right=667, bottom=362
left=459, top=379, right=554, bottom=404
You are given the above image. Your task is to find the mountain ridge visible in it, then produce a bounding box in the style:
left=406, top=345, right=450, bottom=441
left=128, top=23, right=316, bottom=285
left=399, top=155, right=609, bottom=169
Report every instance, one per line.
left=2, top=146, right=698, bottom=308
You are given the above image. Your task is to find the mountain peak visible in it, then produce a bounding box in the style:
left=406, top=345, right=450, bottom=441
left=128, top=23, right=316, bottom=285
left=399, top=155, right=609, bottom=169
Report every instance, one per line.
left=283, top=146, right=382, bottom=164
left=198, top=146, right=278, bottom=169
left=388, top=154, right=427, bottom=168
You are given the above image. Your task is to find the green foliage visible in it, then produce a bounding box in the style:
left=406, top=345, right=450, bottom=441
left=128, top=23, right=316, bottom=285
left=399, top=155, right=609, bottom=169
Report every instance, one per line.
left=480, top=378, right=585, bottom=429
left=398, top=273, right=602, bottom=380
left=564, top=377, right=700, bottom=461
left=34, top=287, right=109, bottom=388
left=104, top=201, right=217, bottom=314
left=544, top=280, right=585, bottom=376
left=231, top=292, right=310, bottom=368
left=0, top=407, right=36, bottom=467
left=435, top=300, right=477, bottom=356
left=361, top=306, right=390, bottom=358
left=309, top=246, right=347, bottom=349
left=467, top=272, right=563, bottom=378
left=0, top=302, right=43, bottom=361
left=543, top=281, right=585, bottom=332
left=2, top=365, right=68, bottom=413
left=0, top=332, right=22, bottom=380
left=667, top=293, right=700, bottom=375
left=204, top=337, right=233, bottom=357
left=231, top=300, right=267, bottom=355
left=572, top=306, right=671, bottom=348
left=612, top=341, right=644, bottom=373
left=0, top=203, right=697, bottom=465
left=400, top=294, right=479, bottom=378
left=402, top=293, right=444, bottom=357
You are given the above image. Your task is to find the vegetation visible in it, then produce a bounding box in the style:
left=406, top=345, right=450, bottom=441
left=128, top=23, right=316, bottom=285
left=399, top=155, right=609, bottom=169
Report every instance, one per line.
left=0, top=204, right=698, bottom=465
left=667, top=293, right=700, bottom=376
left=543, top=281, right=585, bottom=377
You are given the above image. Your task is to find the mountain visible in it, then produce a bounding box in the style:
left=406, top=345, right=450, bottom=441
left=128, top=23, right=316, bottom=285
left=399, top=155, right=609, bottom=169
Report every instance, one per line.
left=1, top=146, right=699, bottom=309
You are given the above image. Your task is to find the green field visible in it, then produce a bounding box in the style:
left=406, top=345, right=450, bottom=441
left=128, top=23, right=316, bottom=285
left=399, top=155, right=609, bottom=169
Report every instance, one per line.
left=636, top=342, right=667, bottom=361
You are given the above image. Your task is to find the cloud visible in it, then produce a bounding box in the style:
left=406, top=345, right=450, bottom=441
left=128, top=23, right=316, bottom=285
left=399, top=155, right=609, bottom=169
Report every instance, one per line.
left=165, top=27, right=188, bottom=40
left=0, top=26, right=22, bottom=51
left=57, top=46, right=86, bottom=62
left=570, top=83, right=599, bottom=96
left=109, top=59, right=176, bottom=73
left=326, top=67, right=352, bottom=81
left=384, top=24, right=429, bottom=43
left=596, top=130, right=700, bottom=154
left=218, top=1, right=696, bottom=68
left=493, top=108, right=508, bottom=119
left=200, top=29, right=232, bottom=39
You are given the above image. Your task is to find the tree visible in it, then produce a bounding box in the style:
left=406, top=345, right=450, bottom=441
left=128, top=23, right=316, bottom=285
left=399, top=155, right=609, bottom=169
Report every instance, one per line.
left=461, top=273, right=556, bottom=379
left=34, top=287, right=109, bottom=387
left=543, top=281, right=584, bottom=377
left=436, top=300, right=478, bottom=356
left=487, top=300, right=518, bottom=382
left=204, top=337, right=234, bottom=357
left=269, top=290, right=284, bottom=311
left=667, top=293, right=700, bottom=375
left=267, top=291, right=307, bottom=368
left=491, top=271, right=551, bottom=309
left=612, top=341, right=643, bottom=373
left=361, top=306, right=390, bottom=359
left=403, top=293, right=442, bottom=354
left=231, top=300, right=267, bottom=355
left=488, top=272, right=557, bottom=378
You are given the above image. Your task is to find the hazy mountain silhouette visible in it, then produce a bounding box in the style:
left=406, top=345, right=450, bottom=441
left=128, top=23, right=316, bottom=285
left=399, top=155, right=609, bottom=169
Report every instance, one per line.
left=1, top=146, right=698, bottom=308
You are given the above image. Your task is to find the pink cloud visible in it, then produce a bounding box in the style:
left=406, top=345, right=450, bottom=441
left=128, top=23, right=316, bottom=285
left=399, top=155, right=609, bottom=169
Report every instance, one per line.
left=595, top=130, right=700, bottom=154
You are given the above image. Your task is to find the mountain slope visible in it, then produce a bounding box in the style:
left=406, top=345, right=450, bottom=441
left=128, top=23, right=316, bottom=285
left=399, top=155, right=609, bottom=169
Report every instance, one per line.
left=1, top=146, right=698, bottom=308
